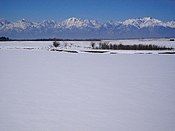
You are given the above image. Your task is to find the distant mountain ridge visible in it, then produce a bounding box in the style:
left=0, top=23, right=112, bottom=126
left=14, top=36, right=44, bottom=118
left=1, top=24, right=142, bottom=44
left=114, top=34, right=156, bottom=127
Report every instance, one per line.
left=0, top=17, right=175, bottom=39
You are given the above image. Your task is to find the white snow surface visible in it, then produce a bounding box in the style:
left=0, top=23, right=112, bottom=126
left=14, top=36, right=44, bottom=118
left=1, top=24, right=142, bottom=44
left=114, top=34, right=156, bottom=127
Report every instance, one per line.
left=0, top=39, right=175, bottom=54
left=0, top=40, right=175, bottom=131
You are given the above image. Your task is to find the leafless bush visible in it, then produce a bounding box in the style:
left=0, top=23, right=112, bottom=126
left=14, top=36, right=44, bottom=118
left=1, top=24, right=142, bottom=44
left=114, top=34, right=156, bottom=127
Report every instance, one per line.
left=53, top=41, right=60, bottom=47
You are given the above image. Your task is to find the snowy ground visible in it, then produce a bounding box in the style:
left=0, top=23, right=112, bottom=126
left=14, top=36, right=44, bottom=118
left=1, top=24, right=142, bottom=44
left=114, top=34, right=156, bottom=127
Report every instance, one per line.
left=0, top=38, right=175, bottom=54
left=0, top=39, right=175, bottom=131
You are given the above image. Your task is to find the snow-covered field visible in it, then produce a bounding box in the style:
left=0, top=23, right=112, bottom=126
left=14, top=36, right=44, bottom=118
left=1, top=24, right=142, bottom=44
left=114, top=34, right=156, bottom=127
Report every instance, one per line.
left=0, top=38, right=175, bottom=54
left=0, top=39, right=175, bottom=131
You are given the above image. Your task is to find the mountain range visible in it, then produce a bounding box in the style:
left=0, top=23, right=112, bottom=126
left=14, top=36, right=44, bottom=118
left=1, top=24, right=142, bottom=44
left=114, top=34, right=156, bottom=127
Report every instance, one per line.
left=0, top=17, right=175, bottom=39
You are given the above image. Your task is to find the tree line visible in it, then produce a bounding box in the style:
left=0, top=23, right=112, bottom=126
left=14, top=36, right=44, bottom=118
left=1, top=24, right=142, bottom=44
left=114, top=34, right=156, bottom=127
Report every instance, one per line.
left=0, top=37, right=10, bottom=41
left=91, top=42, right=173, bottom=50
left=0, top=36, right=101, bottom=41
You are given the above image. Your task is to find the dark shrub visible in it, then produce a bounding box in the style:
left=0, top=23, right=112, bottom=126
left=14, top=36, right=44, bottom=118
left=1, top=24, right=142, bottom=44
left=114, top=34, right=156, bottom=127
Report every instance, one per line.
left=53, top=41, right=60, bottom=47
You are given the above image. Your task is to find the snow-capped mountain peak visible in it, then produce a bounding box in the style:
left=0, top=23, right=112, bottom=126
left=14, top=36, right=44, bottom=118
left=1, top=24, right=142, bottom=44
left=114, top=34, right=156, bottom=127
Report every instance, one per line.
left=140, top=17, right=164, bottom=28
left=123, top=17, right=165, bottom=28
left=12, top=19, right=34, bottom=30
left=166, top=21, right=175, bottom=28
left=142, top=17, right=153, bottom=21
left=21, top=19, right=28, bottom=22
left=61, top=17, right=84, bottom=28
left=61, top=17, right=101, bottom=28
left=0, top=17, right=175, bottom=39
left=41, top=20, right=57, bottom=28
left=67, top=17, right=80, bottom=22
left=0, top=19, right=11, bottom=26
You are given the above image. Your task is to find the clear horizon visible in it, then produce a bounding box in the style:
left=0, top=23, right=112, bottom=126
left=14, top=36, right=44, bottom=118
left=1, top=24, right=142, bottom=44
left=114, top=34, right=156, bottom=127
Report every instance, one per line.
left=0, top=0, right=175, bottom=22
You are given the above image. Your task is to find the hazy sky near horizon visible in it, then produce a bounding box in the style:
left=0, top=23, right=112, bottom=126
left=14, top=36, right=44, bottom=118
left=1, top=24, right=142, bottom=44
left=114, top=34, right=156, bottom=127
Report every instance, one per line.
left=0, top=0, right=175, bottom=22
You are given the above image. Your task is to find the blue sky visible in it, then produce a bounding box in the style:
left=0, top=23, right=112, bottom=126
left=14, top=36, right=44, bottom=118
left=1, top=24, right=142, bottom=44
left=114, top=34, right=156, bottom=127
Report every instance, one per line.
left=0, top=0, right=175, bottom=22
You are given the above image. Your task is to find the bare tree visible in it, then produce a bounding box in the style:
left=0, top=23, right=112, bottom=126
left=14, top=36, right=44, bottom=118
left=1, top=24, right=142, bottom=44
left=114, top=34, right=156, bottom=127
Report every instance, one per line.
left=91, top=42, right=95, bottom=49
